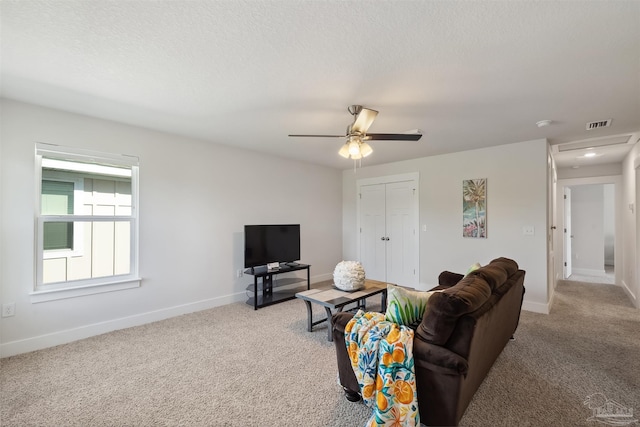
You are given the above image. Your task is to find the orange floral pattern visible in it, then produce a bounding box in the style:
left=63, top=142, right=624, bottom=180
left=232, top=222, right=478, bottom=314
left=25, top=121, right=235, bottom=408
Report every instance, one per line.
left=345, top=310, right=420, bottom=427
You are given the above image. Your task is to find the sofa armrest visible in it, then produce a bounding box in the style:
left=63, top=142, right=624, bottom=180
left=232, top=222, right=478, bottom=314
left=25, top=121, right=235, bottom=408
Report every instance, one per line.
left=332, top=311, right=356, bottom=334
left=333, top=310, right=468, bottom=376
left=413, top=335, right=469, bottom=376
left=438, top=271, right=464, bottom=288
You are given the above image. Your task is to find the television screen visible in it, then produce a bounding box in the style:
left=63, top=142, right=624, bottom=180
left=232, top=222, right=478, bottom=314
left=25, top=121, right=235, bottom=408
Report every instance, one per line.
left=244, top=224, right=300, bottom=268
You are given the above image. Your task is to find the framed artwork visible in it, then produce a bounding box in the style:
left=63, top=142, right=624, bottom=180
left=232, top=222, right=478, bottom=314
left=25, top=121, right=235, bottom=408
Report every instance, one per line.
left=463, top=178, right=487, bottom=238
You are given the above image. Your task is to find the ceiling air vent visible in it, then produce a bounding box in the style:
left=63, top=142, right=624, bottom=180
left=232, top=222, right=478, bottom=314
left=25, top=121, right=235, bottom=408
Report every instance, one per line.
left=586, top=119, right=612, bottom=130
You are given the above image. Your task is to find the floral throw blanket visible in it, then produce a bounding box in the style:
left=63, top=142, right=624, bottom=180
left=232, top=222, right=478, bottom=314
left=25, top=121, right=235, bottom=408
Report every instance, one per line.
left=345, top=310, right=420, bottom=427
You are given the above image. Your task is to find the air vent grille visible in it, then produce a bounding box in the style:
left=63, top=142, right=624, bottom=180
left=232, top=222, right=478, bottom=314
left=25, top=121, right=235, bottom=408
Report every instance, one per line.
left=586, top=119, right=612, bottom=130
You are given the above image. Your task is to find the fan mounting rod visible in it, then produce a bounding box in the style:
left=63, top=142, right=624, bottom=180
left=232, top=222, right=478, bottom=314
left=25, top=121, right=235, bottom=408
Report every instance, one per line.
left=348, top=105, right=363, bottom=116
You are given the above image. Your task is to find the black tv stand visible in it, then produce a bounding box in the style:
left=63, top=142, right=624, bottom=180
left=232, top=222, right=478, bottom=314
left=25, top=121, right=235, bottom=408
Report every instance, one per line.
left=245, top=263, right=310, bottom=310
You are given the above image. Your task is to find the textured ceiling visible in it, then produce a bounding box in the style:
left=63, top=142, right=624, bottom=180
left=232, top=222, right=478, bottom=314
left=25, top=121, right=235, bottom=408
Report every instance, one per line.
left=1, top=0, right=639, bottom=169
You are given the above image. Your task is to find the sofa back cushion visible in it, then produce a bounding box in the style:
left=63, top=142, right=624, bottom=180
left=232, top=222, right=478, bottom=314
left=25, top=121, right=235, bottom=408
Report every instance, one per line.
left=417, top=276, right=492, bottom=345
left=416, top=257, right=519, bottom=345
left=466, top=257, right=517, bottom=291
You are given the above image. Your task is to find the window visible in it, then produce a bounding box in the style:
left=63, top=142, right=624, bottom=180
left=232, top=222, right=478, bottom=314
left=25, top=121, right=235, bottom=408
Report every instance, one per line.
left=42, top=180, right=75, bottom=250
left=34, top=143, right=140, bottom=299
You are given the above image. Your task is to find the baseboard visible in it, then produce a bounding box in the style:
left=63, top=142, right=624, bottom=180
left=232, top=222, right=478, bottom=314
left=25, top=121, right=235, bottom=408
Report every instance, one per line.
left=2, top=271, right=335, bottom=358
left=621, top=280, right=638, bottom=308
left=0, top=291, right=247, bottom=358
left=522, top=299, right=550, bottom=314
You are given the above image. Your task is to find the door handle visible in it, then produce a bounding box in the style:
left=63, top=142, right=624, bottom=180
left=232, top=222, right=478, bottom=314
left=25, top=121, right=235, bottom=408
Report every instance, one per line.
left=381, top=237, right=385, bottom=241
left=385, top=237, right=390, bottom=241
left=380, top=237, right=390, bottom=241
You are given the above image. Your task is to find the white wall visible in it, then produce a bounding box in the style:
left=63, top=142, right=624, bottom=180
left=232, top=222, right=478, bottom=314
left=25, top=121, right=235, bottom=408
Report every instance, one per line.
left=621, top=133, right=640, bottom=306
left=570, top=184, right=605, bottom=274
left=343, top=139, right=549, bottom=313
left=0, top=100, right=344, bottom=356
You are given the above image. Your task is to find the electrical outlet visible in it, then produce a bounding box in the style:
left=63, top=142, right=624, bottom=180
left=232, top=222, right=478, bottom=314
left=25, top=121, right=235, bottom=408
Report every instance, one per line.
left=2, top=303, right=15, bottom=317
left=236, top=269, right=243, bottom=278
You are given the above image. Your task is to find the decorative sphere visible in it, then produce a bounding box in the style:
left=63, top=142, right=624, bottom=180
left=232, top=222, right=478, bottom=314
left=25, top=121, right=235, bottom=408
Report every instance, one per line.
left=333, top=261, right=365, bottom=291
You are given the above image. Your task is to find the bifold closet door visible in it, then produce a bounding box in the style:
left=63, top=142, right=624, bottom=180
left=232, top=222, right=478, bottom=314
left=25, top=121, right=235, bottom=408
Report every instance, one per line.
left=359, top=180, right=417, bottom=286
left=360, top=184, right=387, bottom=282
left=385, top=181, right=416, bottom=286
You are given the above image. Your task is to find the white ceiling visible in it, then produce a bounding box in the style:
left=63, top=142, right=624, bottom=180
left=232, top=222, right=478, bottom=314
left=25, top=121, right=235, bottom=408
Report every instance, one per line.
left=1, top=1, right=639, bottom=170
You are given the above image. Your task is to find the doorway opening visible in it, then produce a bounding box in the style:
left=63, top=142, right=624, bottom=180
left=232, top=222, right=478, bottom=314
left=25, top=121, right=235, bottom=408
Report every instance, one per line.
left=562, top=182, right=616, bottom=285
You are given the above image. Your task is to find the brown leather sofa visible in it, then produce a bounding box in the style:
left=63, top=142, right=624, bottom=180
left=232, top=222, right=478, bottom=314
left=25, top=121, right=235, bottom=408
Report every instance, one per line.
left=332, top=257, right=525, bottom=426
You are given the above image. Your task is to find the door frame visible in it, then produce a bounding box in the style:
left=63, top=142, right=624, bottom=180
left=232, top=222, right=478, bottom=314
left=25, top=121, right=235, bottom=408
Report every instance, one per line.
left=357, top=172, right=419, bottom=286
left=563, top=186, right=572, bottom=279
left=556, top=175, right=622, bottom=287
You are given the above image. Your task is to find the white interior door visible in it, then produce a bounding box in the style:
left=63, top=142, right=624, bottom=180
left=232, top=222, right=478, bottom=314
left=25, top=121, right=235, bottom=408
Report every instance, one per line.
left=358, top=178, right=418, bottom=287
left=359, top=184, right=386, bottom=281
left=385, top=181, right=417, bottom=286
left=564, top=187, right=572, bottom=278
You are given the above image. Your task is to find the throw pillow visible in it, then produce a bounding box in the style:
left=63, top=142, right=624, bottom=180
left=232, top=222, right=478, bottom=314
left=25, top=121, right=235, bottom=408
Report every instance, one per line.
left=465, top=262, right=482, bottom=276
left=385, top=284, right=437, bottom=327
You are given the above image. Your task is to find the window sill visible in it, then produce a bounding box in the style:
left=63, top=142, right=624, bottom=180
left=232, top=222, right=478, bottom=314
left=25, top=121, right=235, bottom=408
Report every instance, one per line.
left=30, top=278, right=142, bottom=303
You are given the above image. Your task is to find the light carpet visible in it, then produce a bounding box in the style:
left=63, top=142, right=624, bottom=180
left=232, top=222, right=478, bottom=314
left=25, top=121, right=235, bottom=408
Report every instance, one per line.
left=1, top=281, right=638, bottom=426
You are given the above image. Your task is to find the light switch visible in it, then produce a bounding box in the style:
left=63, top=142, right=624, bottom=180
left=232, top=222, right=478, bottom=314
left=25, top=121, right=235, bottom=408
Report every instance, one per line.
left=522, top=226, right=535, bottom=236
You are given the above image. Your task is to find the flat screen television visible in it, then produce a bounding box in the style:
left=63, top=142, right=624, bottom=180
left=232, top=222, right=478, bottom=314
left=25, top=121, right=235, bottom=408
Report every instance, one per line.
left=244, top=224, right=301, bottom=269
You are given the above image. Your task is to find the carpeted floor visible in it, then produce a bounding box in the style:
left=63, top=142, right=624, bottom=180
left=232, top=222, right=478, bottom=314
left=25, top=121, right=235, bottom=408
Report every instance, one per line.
left=566, top=265, right=615, bottom=285
left=459, top=280, right=639, bottom=426
left=1, top=280, right=638, bottom=426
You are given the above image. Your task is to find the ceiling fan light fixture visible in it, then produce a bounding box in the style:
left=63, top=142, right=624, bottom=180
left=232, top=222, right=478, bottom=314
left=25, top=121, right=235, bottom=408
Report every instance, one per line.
left=290, top=104, right=420, bottom=167
left=360, top=142, right=373, bottom=157
left=338, top=144, right=350, bottom=158
left=348, top=140, right=361, bottom=156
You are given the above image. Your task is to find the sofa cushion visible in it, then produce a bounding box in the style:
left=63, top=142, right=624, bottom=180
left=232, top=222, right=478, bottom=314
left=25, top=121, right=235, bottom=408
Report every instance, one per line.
left=437, top=271, right=464, bottom=288
left=467, top=257, right=518, bottom=291
left=417, top=276, right=492, bottom=345
left=385, top=284, right=438, bottom=327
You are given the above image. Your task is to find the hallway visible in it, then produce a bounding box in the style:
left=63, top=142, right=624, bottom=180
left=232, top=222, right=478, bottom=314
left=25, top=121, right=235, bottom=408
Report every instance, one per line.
left=566, top=265, right=614, bottom=285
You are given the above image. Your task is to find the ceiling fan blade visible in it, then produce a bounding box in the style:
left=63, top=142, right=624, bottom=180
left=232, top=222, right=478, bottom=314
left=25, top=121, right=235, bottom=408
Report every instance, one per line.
left=351, top=108, right=378, bottom=134
left=288, top=134, right=345, bottom=138
left=365, top=133, right=423, bottom=141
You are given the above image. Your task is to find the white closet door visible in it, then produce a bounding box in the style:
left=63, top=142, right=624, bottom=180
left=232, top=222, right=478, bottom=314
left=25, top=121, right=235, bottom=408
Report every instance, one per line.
left=359, top=184, right=387, bottom=281
left=385, top=181, right=417, bottom=286
left=358, top=179, right=417, bottom=287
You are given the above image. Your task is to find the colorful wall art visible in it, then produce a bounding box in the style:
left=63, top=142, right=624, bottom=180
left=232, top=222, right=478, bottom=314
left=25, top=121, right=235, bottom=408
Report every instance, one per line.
left=463, top=178, right=487, bottom=238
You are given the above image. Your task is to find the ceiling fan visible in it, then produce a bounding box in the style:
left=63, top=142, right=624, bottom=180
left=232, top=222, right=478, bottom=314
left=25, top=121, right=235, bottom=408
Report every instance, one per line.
left=288, top=105, right=422, bottom=161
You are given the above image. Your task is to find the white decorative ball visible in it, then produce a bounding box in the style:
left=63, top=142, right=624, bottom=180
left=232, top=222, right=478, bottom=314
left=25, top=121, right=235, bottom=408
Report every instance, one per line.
left=333, top=261, right=365, bottom=291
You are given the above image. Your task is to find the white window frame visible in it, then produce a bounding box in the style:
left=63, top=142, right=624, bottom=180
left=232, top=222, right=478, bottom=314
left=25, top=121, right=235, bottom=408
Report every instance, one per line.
left=33, top=143, right=141, bottom=302
left=41, top=171, right=85, bottom=259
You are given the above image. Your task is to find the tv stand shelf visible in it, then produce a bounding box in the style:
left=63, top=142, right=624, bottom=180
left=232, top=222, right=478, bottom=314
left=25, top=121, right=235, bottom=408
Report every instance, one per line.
left=245, top=264, right=310, bottom=310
